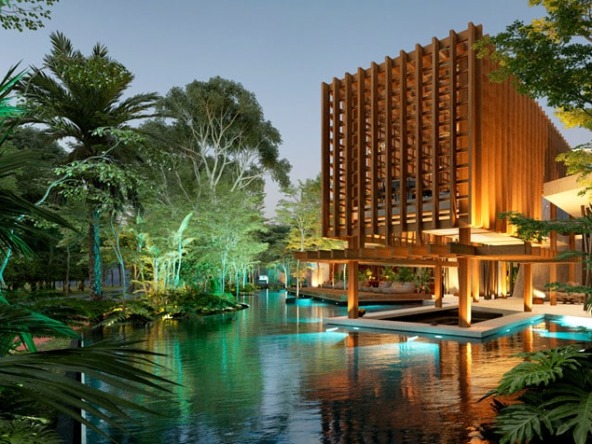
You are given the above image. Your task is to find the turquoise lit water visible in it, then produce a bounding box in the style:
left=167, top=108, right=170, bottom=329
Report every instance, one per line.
left=86, top=290, right=592, bottom=444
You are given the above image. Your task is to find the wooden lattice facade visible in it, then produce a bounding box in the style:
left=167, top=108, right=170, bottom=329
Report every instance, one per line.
left=303, top=23, right=577, bottom=326
left=321, top=23, right=569, bottom=248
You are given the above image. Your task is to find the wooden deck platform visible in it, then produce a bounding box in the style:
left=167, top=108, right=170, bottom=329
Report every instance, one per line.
left=286, top=287, right=432, bottom=305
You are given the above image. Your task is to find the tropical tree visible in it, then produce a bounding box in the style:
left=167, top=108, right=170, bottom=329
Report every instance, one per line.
left=476, top=0, right=592, bottom=187
left=0, top=65, right=176, bottom=442
left=477, top=0, right=592, bottom=128
left=194, top=188, right=267, bottom=294
left=18, top=32, right=160, bottom=300
left=0, top=66, right=71, bottom=275
left=276, top=176, right=345, bottom=294
left=150, top=76, right=291, bottom=195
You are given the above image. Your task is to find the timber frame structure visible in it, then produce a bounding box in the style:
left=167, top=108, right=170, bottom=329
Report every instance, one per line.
left=296, top=23, right=574, bottom=327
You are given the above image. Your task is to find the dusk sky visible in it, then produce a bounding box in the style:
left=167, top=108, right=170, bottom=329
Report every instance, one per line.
left=4, top=0, right=591, bottom=217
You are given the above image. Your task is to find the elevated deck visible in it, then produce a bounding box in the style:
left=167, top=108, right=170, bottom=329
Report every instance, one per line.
left=287, top=286, right=431, bottom=305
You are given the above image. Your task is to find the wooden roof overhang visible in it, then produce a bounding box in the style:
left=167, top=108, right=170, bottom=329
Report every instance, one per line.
left=294, top=241, right=579, bottom=266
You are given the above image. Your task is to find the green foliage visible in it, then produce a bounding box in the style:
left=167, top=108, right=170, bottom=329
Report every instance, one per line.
left=0, top=418, right=62, bottom=444
left=381, top=266, right=396, bottom=281
left=154, top=76, right=290, bottom=193
left=277, top=175, right=344, bottom=252
left=0, top=0, right=58, bottom=31
left=501, top=210, right=592, bottom=241
left=18, top=32, right=159, bottom=300
left=476, top=0, right=592, bottom=121
left=151, top=288, right=244, bottom=318
left=484, top=346, right=592, bottom=443
left=94, top=299, right=155, bottom=328
left=394, top=267, right=415, bottom=283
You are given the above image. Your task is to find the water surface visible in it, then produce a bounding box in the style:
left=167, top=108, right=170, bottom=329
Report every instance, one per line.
left=87, top=290, right=592, bottom=443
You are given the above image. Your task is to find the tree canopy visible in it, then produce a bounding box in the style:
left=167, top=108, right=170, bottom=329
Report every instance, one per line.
left=153, top=76, right=291, bottom=194
left=477, top=0, right=592, bottom=130
left=17, top=32, right=160, bottom=300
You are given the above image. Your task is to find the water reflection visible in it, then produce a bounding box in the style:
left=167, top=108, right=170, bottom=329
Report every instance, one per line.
left=87, top=290, right=592, bottom=443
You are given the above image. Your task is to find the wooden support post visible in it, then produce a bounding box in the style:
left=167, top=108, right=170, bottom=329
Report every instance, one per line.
left=434, top=262, right=443, bottom=308
left=347, top=260, right=359, bottom=319
left=549, top=263, right=557, bottom=306
left=470, top=259, right=480, bottom=302
left=499, top=261, right=508, bottom=297
left=550, top=204, right=557, bottom=305
left=568, top=234, right=576, bottom=283
left=458, top=227, right=471, bottom=327
left=523, top=263, right=533, bottom=312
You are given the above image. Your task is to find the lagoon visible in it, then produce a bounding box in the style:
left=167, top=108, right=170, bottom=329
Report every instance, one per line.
left=87, top=290, right=592, bottom=443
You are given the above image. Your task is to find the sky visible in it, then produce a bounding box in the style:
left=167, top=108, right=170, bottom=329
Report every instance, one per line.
left=3, top=0, right=591, bottom=218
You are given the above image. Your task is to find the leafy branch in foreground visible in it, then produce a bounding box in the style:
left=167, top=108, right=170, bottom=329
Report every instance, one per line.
left=0, top=339, right=177, bottom=440
left=0, top=0, right=60, bottom=31
left=482, top=346, right=592, bottom=443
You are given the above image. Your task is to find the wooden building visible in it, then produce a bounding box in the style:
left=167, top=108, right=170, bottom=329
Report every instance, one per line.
left=298, top=23, right=573, bottom=327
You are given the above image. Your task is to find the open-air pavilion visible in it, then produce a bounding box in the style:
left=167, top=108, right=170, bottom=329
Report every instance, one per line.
left=296, top=23, right=585, bottom=328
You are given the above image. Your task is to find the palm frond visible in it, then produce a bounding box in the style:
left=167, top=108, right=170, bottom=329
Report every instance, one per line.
left=0, top=341, right=177, bottom=439
left=0, top=303, right=78, bottom=355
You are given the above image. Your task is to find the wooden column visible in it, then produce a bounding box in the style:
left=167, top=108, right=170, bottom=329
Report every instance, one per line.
left=523, top=263, right=533, bottom=312
left=470, top=259, right=480, bottom=302
left=347, top=260, right=359, bottom=319
left=550, top=204, right=557, bottom=305
left=434, top=262, right=443, bottom=308
left=568, top=233, right=576, bottom=283
left=458, top=227, right=471, bottom=327
left=549, top=264, right=557, bottom=306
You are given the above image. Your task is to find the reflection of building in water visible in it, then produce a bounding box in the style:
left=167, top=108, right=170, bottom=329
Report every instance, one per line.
left=304, top=326, right=567, bottom=442
left=297, top=23, right=582, bottom=327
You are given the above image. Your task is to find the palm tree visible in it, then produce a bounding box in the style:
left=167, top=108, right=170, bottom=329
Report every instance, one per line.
left=0, top=66, right=175, bottom=441
left=18, top=31, right=160, bottom=300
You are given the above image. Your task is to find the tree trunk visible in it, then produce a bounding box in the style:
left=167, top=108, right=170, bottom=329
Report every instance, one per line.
left=64, top=246, right=71, bottom=296
left=88, top=207, right=103, bottom=301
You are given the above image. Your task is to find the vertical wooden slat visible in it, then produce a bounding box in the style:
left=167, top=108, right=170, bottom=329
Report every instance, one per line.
left=344, top=74, right=353, bottom=238
left=356, top=68, right=366, bottom=248
left=431, top=36, right=440, bottom=229
left=468, top=22, right=481, bottom=227
left=384, top=56, right=394, bottom=245
left=321, top=82, right=331, bottom=237
left=415, top=43, right=424, bottom=238
left=549, top=203, right=557, bottom=305
left=449, top=30, right=458, bottom=227
left=370, top=62, right=379, bottom=236
left=399, top=50, right=409, bottom=232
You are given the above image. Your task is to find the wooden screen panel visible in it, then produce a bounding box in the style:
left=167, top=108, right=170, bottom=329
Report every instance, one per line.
left=321, top=23, right=570, bottom=248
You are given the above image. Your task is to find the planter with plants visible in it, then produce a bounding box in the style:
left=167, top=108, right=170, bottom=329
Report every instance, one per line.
left=390, top=267, right=416, bottom=293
